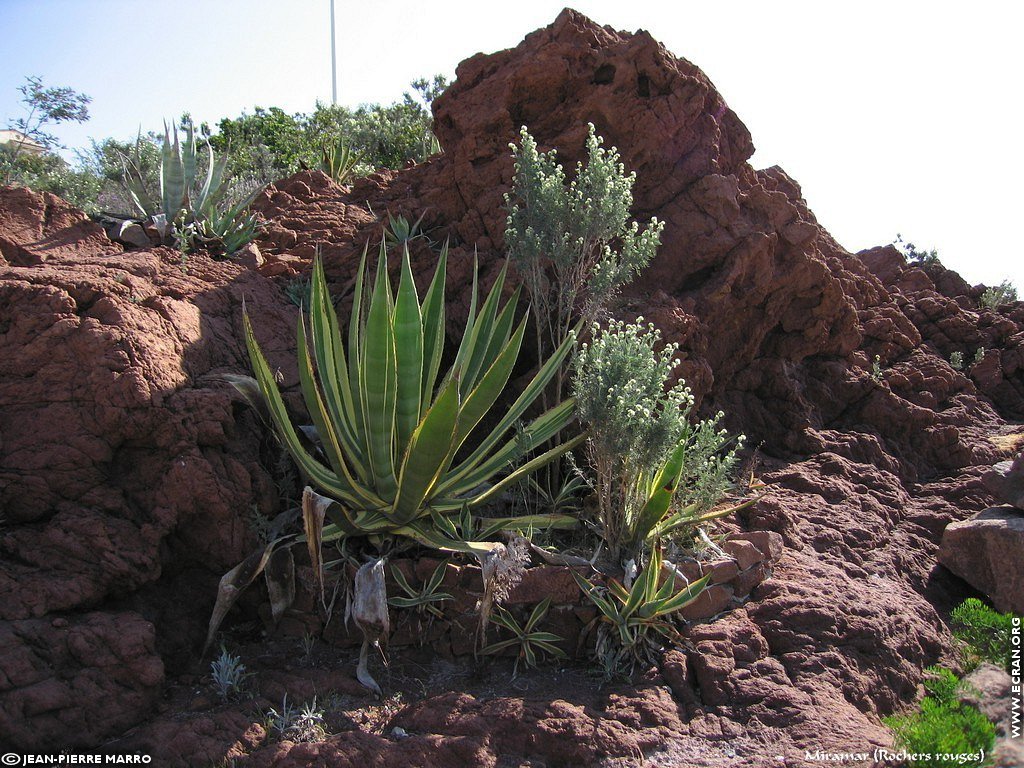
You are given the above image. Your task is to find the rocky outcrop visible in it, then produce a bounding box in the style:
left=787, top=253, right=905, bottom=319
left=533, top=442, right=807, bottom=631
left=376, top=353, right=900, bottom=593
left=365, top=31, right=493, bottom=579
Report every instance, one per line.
left=0, top=186, right=297, bottom=748
left=1, top=7, right=1022, bottom=765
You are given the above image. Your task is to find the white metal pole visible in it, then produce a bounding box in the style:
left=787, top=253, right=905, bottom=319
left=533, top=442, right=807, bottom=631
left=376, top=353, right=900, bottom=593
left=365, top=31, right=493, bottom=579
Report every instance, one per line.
left=330, top=0, right=338, bottom=104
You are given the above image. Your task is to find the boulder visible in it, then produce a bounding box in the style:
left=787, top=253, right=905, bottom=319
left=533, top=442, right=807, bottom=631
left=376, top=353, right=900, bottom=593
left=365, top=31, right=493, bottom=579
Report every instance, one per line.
left=983, top=455, right=1024, bottom=509
left=938, top=508, right=1024, bottom=614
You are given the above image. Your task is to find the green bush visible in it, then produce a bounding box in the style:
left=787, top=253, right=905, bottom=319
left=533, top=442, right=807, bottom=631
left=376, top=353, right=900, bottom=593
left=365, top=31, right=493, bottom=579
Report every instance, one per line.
left=571, top=319, right=742, bottom=563
left=950, top=598, right=1016, bottom=672
left=505, top=124, right=663, bottom=409
left=0, top=145, right=102, bottom=212
left=979, top=280, right=1018, bottom=309
left=883, top=667, right=995, bottom=768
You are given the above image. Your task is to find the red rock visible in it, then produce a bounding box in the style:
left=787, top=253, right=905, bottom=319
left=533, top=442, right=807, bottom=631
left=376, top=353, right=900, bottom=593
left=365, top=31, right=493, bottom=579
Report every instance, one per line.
left=721, top=539, right=762, bottom=571
left=727, top=531, right=784, bottom=563
left=504, top=565, right=583, bottom=606
left=938, top=507, right=1024, bottom=614
left=678, top=584, right=734, bottom=621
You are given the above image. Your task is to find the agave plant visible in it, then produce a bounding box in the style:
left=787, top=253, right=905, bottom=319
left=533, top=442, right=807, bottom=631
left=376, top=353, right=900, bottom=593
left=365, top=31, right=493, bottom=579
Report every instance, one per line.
left=206, top=242, right=584, bottom=650
left=621, top=440, right=756, bottom=561
left=121, top=118, right=260, bottom=255
left=320, top=138, right=362, bottom=185
left=573, top=546, right=710, bottom=676
left=158, top=119, right=229, bottom=226
left=481, top=596, right=567, bottom=676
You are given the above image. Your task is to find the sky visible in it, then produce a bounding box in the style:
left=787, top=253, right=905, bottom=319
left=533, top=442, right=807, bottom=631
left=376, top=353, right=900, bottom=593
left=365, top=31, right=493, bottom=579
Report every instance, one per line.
left=1, top=0, right=1021, bottom=290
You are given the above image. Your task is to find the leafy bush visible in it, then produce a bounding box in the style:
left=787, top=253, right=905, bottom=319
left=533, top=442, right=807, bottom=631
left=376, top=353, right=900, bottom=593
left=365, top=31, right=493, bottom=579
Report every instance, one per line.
left=950, top=351, right=965, bottom=371
left=505, top=124, right=663, bottom=407
left=0, top=145, right=102, bottom=212
left=572, top=319, right=743, bottom=563
left=979, top=280, right=1018, bottom=309
left=883, top=667, right=995, bottom=768
left=211, top=76, right=447, bottom=184
left=950, top=598, right=1016, bottom=672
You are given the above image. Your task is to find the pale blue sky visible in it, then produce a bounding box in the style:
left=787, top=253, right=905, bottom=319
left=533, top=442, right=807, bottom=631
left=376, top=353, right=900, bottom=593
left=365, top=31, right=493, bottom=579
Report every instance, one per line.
left=1, top=0, right=1021, bottom=290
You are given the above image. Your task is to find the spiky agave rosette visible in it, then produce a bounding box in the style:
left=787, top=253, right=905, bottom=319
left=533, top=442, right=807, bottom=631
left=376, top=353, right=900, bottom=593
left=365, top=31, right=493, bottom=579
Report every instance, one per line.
left=206, top=241, right=585, bottom=691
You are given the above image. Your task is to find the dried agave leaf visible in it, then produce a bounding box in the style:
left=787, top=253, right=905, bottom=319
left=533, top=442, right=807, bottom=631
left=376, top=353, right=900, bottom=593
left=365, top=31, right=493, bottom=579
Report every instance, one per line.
left=264, top=546, right=296, bottom=624
left=352, top=558, right=389, bottom=696
left=528, top=542, right=592, bottom=567
left=217, top=373, right=271, bottom=425
left=476, top=543, right=504, bottom=647
left=204, top=541, right=277, bottom=653
left=357, top=638, right=382, bottom=697
left=302, top=486, right=328, bottom=604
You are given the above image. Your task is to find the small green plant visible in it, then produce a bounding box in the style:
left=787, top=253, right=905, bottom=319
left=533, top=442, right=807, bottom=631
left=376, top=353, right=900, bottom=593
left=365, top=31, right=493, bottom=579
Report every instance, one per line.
left=209, top=646, right=251, bottom=700
left=265, top=694, right=327, bottom=743
left=320, top=138, right=363, bottom=184
left=871, top=355, right=884, bottom=382
left=505, top=124, right=664, bottom=410
left=572, top=318, right=744, bottom=564
left=979, top=280, right=1018, bottom=309
left=950, top=351, right=965, bottom=371
left=950, top=598, right=1016, bottom=672
left=972, top=348, right=986, bottom=366
left=284, top=276, right=311, bottom=308
left=481, top=597, right=568, bottom=676
left=300, top=632, right=316, bottom=660
left=388, top=560, right=453, bottom=619
left=573, top=546, right=711, bottom=678
left=883, top=667, right=995, bottom=768
left=385, top=211, right=428, bottom=248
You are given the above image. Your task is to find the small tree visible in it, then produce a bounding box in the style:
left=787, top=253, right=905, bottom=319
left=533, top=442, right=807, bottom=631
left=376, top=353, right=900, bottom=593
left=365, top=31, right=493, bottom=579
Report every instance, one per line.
left=5, top=76, right=91, bottom=183
left=505, top=125, right=664, bottom=409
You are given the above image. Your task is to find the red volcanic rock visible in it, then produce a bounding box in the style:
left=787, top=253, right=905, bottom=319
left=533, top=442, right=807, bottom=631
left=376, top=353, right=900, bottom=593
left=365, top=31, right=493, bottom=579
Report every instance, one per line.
left=0, top=612, right=163, bottom=750
left=2, top=7, right=1023, bottom=764
left=0, top=186, right=297, bottom=747
left=0, top=186, right=119, bottom=265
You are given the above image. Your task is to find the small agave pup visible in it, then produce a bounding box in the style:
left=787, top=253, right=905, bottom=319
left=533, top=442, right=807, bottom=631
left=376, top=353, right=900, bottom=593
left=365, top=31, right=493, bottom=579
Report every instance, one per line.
left=207, top=242, right=585, bottom=689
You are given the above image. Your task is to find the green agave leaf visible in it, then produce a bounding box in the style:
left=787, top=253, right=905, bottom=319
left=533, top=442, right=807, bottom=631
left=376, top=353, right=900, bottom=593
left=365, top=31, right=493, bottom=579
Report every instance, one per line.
left=242, top=311, right=362, bottom=506
left=360, top=249, right=398, bottom=498
left=438, top=331, right=578, bottom=493
left=391, top=375, right=461, bottom=525
left=525, top=596, right=552, bottom=632
left=419, top=242, right=448, bottom=410
left=448, top=315, right=527, bottom=459
left=460, top=260, right=509, bottom=396
left=308, top=256, right=366, bottom=478
left=481, top=638, right=520, bottom=655
left=393, top=245, right=424, bottom=451
left=653, top=574, right=711, bottom=616
left=632, top=441, right=687, bottom=547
